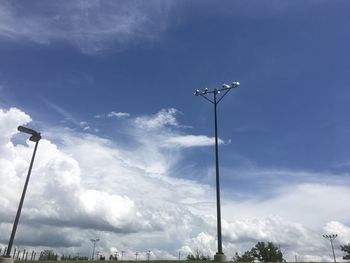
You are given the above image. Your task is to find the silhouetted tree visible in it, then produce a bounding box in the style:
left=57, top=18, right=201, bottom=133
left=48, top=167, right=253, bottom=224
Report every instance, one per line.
left=251, top=242, right=284, bottom=262
left=341, top=243, right=350, bottom=260
left=39, top=250, right=57, bottom=261
left=186, top=249, right=211, bottom=261
left=232, top=251, right=255, bottom=262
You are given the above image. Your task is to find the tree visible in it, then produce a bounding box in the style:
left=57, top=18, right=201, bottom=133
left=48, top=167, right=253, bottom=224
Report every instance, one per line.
left=341, top=243, right=350, bottom=260
left=186, top=249, right=211, bottom=261
left=251, top=242, right=284, bottom=262
left=39, top=250, right=57, bottom=261
left=232, top=251, right=255, bottom=262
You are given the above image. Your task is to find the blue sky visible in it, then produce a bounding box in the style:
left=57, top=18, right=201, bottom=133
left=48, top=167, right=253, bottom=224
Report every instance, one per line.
left=1, top=0, right=350, bottom=261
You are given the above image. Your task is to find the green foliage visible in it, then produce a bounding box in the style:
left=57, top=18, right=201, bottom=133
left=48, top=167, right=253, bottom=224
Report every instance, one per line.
left=186, top=249, right=211, bottom=261
left=234, top=242, right=284, bottom=263
left=232, top=251, right=255, bottom=262
left=39, top=250, right=57, bottom=261
left=61, top=254, right=89, bottom=261
left=341, top=243, right=350, bottom=260
left=251, top=242, right=284, bottom=262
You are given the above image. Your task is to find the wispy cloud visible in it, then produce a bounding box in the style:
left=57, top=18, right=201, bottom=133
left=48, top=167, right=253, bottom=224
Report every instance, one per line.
left=0, top=0, right=173, bottom=54
left=41, top=97, right=80, bottom=126
left=164, top=135, right=223, bottom=148
left=107, top=111, right=130, bottom=118
left=134, top=108, right=179, bottom=129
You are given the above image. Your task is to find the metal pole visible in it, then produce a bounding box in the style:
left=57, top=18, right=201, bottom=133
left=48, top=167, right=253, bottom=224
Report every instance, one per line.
left=213, top=91, right=223, bottom=255
left=330, top=238, right=336, bottom=263
left=323, top=234, right=337, bottom=263
left=194, top=82, right=240, bottom=261
left=6, top=140, right=39, bottom=258
left=91, top=241, right=96, bottom=260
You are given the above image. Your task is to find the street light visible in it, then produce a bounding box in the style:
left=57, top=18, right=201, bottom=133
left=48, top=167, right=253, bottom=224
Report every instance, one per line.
left=194, top=81, right=240, bottom=262
left=323, top=234, right=338, bottom=263
left=90, top=239, right=100, bottom=260
left=4, top=126, right=41, bottom=261
left=146, top=250, right=151, bottom=261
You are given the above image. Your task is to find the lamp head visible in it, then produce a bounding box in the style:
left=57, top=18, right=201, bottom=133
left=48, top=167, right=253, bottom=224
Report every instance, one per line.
left=194, top=89, right=200, bottom=96
left=18, top=126, right=41, bottom=142
left=231, top=81, right=240, bottom=88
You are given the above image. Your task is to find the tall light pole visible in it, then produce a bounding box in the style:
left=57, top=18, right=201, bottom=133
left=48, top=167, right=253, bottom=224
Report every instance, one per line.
left=90, top=238, right=100, bottom=260
left=323, top=234, right=338, bottom=263
left=146, top=250, right=151, bottom=261
left=194, top=81, right=240, bottom=262
left=3, top=126, right=41, bottom=261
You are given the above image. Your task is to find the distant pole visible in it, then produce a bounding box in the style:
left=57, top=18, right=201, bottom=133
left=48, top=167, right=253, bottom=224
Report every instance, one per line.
left=90, top=238, right=100, bottom=260
left=194, top=81, right=240, bottom=261
left=121, top=251, right=125, bottom=261
left=323, top=234, right=338, bottom=263
left=135, top=252, right=138, bottom=261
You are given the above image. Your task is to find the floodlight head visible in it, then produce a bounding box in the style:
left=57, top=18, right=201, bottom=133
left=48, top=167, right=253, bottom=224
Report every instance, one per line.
left=18, top=126, right=41, bottom=142
left=231, top=81, right=240, bottom=88
left=18, top=126, right=37, bottom=135
left=222, top=84, right=230, bottom=89
left=194, top=89, right=200, bottom=96
left=204, top=88, right=209, bottom=94
left=29, top=134, right=41, bottom=142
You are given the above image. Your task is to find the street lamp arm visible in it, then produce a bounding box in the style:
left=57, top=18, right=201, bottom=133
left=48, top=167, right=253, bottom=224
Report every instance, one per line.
left=199, top=94, right=215, bottom=104
left=216, top=89, right=231, bottom=104
left=18, top=126, right=41, bottom=142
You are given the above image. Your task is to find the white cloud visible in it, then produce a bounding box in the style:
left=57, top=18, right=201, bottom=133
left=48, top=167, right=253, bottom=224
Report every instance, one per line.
left=222, top=183, right=350, bottom=229
left=0, top=0, right=174, bottom=54
left=41, top=97, right=79, bottom=125
left=1, top=106, right=350, bottom=261
left=0, top=107, right=31, bottom=144
left=164, top=135, right=223, bottom=148
left=134, top=108, right=179, bottom=129
left=107, top=112, right=130, bottom=119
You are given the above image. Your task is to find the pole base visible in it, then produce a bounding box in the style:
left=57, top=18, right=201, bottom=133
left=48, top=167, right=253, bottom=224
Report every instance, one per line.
left=214, top=253, right=227, bottom=262
left=0, top=257, right=14, bottom=263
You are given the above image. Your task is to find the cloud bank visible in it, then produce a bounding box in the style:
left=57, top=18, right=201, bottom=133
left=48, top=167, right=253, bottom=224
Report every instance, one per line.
left=0, top=107, right=349, bottom=261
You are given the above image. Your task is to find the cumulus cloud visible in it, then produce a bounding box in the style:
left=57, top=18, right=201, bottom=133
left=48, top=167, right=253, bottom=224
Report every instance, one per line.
left=0, top=0, right=174, bottom=54
left=1, top=106, right=350, bottom=261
